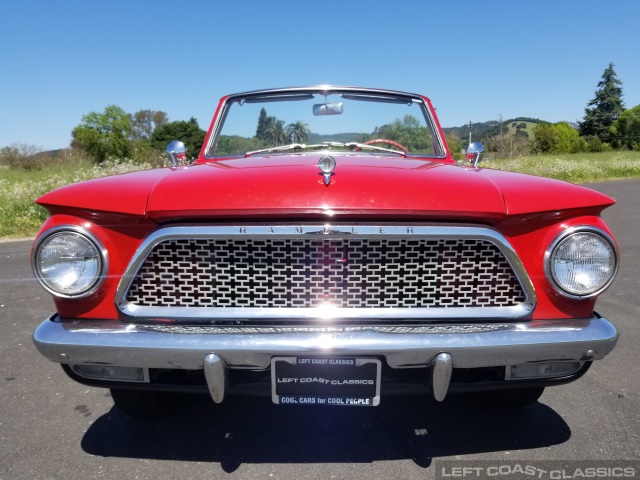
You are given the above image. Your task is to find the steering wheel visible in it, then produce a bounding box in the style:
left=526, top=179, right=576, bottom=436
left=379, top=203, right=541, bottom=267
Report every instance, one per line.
left=363, top=139, right=409, bottom=153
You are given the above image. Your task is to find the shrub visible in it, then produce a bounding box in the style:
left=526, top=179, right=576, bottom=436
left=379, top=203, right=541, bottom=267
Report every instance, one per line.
left=587, top=136, right=612, bottom=153
left=0, top=144, right=45, bottom=171
left=532, top=123, right=585, bottom=154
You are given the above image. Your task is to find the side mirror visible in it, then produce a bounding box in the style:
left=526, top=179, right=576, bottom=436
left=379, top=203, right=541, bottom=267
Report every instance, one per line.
left=166, top=140, right=186, bottom=166
left=466, top=142, right=485, bottom=167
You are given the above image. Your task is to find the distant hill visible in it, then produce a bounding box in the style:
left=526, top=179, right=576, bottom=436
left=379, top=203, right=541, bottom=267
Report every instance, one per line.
left=37, top=149, right=68, bottom=159
left=443, top=117, right=549, bottom=143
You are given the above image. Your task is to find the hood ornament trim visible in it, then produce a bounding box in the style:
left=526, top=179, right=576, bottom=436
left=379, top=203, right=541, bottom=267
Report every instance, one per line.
left=318, top=155, right=336, bottom=186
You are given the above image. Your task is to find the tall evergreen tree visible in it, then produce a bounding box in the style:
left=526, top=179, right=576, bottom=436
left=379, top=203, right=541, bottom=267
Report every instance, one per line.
left=256, top=108, right=269, bottom=140
left=255, top=108, right=278, bottom=142
left=579, top=63, right=624, bottom=141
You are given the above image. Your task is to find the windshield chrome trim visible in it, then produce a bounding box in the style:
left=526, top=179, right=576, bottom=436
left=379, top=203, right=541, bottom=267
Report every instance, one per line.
left=115, top=225, right=536, bottom=321
left=228, top=86, right=424, bottom=102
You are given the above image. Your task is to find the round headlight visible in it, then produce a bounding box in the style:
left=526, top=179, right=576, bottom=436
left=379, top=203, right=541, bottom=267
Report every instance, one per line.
left=33, top=227, right=106, bottom=298
left=546, top=227, right=618, bottom=298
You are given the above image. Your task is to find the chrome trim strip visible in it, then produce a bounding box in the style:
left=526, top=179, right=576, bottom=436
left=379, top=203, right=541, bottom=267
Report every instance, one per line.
left=128, top=324, right=513, bottom=335
left=33, top=315, right=618, bottom=371
left=114, top=225, right=537, bottom=320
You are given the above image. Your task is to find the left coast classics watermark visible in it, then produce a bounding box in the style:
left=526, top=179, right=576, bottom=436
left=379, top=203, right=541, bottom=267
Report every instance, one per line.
left=435, top=460, right=639, bottom=480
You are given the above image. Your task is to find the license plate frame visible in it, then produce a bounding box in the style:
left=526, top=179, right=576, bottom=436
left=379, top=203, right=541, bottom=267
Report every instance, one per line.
left=271, top=356, right=381, bottom=407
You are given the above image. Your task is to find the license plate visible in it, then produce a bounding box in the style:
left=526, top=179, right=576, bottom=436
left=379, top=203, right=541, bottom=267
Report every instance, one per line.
left=271, top=356, right=381, bottom=406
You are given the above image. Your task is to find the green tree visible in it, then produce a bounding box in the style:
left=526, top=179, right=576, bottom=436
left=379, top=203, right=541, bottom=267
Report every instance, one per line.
left=444, top=131, right=463, bottom=160
left=149, top=117, right=206, bottom=160
left=554, top=123, right=582, bottom=153
left=579, top=63, right=624, bottom=141
left=264, top=119, right=288, bottom=146
left=256, top=108, right=270, bottom=141
left=374, top=115, right=431, bottom=152
left=286, top=121, right=310, bottom=143
left=71, top=105, right=132, bottom=162
left=532, top=123, right=585, bottom=154
left=611, top=104, right=640, bottom=150
left=130, top=110, right=168, bottom=140
left=216, top=135, right=264, bottom=155
left=257, top=113, right=280, bottom=144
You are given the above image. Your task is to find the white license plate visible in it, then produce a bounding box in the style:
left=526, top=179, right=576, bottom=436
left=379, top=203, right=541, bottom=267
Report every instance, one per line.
left=271, top=356, right=381, bottom=406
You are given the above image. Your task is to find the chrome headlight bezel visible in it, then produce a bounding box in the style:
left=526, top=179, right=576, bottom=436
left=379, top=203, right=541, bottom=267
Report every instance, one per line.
left=32, top=226, right=108, bottom=299
left=544, top=226, right=618, bottom=299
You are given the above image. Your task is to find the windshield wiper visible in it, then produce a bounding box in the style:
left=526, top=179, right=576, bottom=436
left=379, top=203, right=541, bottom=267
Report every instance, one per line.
left=322, top=142, right=407, bottom=157
left=245, top=141, right=407, bottom=157
left=245, top=143, right=328, bottom=157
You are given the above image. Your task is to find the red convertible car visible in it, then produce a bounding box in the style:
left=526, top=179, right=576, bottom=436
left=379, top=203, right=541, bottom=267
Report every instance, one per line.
left=32, top=86, right=619, bottom=416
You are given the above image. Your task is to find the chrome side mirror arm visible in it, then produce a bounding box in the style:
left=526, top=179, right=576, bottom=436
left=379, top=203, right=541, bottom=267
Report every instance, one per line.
left=466, top=142, right=485, bottom=168
left=166, top=140, right=187, bottom=167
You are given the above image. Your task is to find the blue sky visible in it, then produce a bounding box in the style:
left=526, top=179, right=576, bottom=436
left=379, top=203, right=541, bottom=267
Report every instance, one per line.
left=1, top=0, right=639, bottom=151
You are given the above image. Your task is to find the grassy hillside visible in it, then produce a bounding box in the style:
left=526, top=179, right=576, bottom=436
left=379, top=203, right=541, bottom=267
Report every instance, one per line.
left=505, top=121, right=538, bottom=137
left=444, top=117, right=547, bottom=143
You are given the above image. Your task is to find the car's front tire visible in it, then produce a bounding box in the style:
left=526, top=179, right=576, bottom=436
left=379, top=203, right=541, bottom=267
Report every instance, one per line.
left=110, top=389, right=178, bottom=417
left=476, top=386, right=545, bottom=409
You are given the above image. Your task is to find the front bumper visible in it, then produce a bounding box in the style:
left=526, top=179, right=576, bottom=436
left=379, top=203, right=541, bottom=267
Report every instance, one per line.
left=34, top=314, right=618, bottom=370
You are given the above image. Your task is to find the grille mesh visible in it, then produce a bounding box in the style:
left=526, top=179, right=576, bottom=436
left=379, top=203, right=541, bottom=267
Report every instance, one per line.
left=125, top=237, right=526, bottom=309
left=139, top=324, right=510, bottom=335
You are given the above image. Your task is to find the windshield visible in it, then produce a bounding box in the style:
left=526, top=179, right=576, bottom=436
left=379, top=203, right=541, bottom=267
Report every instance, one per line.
left=205, top=91, right=445, bottom=158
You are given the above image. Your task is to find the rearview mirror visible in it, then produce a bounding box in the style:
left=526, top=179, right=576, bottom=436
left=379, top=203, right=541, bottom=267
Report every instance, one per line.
left=313, top=102, right=343, bottom=116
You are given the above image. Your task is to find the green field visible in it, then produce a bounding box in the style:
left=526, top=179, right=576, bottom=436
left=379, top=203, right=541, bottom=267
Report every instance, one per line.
left=482, top=150, right=640, bottom=183
left=2, top=151, right=640, bottom=239
left=0, top=159, right=153, bottom=238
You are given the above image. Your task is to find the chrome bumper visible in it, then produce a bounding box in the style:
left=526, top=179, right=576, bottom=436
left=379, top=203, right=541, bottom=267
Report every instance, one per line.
left=33, top=314, right=618, bottom=371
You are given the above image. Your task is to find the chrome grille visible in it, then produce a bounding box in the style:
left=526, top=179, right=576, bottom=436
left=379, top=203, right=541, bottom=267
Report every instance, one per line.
left=124, top=233, right=527, bottom=312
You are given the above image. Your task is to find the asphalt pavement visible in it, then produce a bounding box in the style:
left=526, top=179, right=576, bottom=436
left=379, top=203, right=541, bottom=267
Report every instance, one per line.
left=1, top=180, right=638, bottom=480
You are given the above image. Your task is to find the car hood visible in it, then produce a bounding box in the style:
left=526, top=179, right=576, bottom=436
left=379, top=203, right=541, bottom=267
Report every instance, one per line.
left=37, top=154, right=615, bottom=223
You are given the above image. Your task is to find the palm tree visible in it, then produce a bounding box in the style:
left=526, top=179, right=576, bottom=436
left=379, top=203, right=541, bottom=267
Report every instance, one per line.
left=265, top=119, right=288, bottom=146
left=286, top=121, right=311, bottom=144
